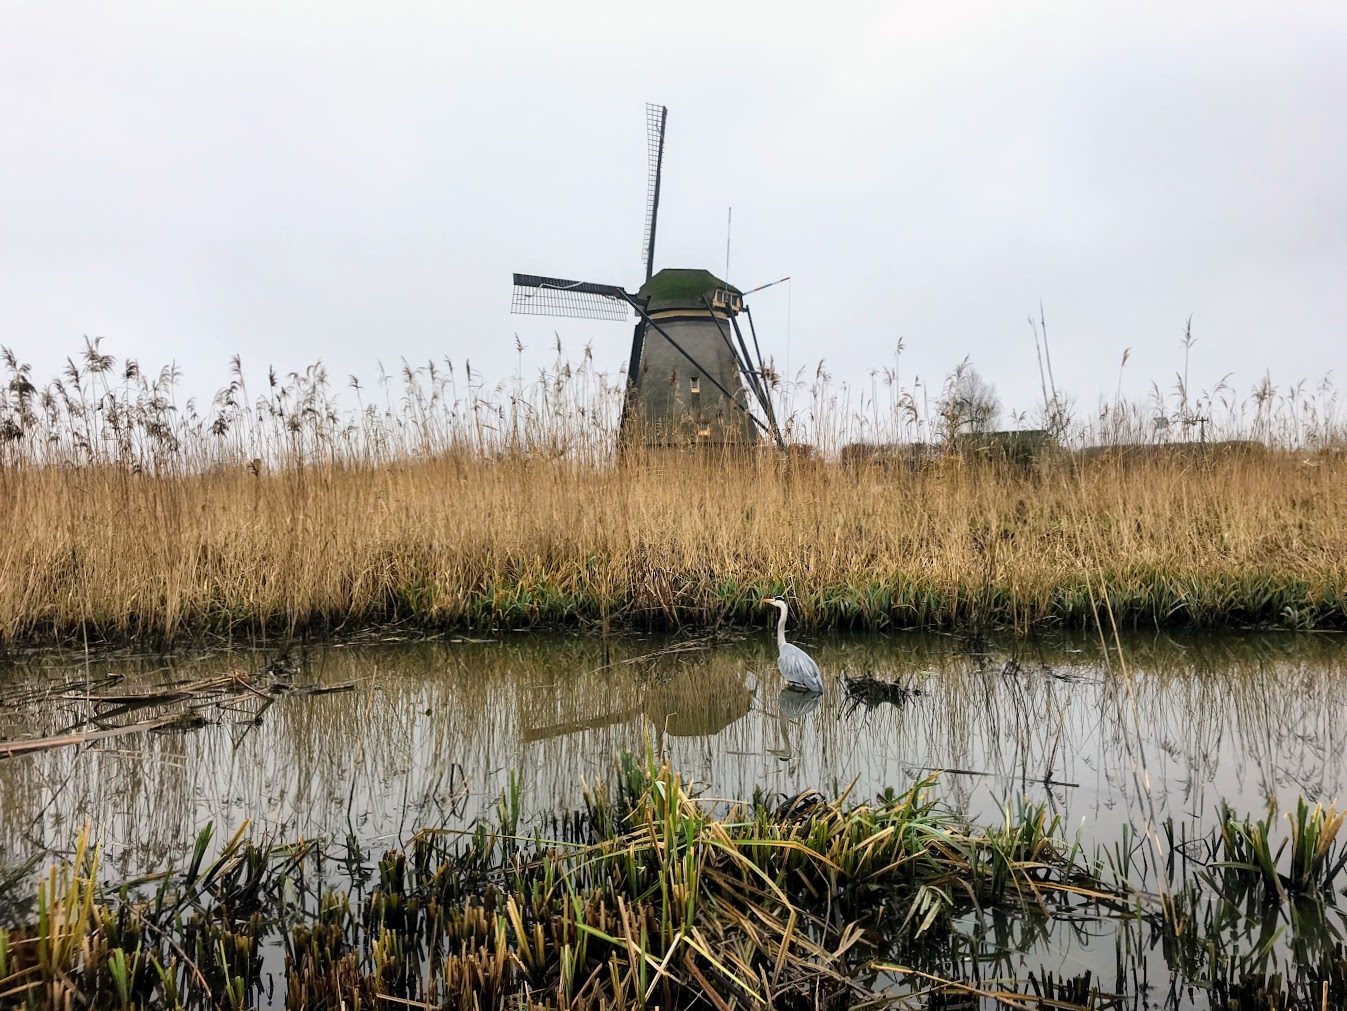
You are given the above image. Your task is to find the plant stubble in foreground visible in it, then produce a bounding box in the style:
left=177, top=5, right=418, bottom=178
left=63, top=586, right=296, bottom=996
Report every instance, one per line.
left=2, top=754, right=1345, bottom=1010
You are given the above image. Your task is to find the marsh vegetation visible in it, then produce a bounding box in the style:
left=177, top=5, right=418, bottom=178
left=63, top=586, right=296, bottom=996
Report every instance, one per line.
left=2, top=747, right=1345, bottom=1010
left=2, top=337, right=1345, bottom=1007
left=1, top=631, right=1346, bottom=1007
left=0, top=341, right=1344, bottom=645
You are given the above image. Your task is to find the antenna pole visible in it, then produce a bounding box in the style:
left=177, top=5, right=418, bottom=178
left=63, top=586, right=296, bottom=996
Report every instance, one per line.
left=725, top=206, right=732, bottom=281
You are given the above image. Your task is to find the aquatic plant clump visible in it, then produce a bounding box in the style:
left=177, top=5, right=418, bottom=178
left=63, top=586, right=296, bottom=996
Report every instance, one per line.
left=2, top=754, right=1346, bottom=1010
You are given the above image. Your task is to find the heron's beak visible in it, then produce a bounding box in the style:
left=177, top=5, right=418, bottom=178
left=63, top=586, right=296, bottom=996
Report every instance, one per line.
left=760, top=597, right=774, bottom=604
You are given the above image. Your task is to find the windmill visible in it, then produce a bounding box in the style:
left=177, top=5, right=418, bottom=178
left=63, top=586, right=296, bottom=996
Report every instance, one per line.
left=511, top=104, right=785, bottom=450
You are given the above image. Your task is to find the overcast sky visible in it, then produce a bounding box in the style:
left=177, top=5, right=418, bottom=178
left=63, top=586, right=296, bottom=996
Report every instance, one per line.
left=2, top=1, right=1344, bottom=423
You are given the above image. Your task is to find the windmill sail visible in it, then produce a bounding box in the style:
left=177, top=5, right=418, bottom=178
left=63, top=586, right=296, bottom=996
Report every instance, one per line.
left=509, top=103, right=770, bottom=451
left=510, top=274, right=631, bottom=322
left=642, top=104, right=667, bottom=282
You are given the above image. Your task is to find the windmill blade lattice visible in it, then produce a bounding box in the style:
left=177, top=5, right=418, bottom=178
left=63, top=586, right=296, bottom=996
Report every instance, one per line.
left=642, top=104, right=667, bottom=281
left=510, top=274, right=631, bottom=322
left=508, top=103, right=777, bottom=450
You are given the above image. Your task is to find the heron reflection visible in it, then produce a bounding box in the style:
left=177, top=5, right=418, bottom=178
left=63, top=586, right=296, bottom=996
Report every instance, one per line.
left=769, top=686, right=822, bottom=766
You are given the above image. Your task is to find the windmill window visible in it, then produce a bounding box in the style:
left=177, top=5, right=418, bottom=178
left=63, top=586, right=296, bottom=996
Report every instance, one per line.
left=689, top=377, right=700, bottom=394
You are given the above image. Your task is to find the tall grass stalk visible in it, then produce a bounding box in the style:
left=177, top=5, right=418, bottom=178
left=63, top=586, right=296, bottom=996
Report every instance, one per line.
left=1, top=342, right=1344, bottom=644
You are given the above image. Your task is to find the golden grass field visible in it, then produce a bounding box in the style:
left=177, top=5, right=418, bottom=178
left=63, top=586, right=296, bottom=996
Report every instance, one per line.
left=3, top=445, right=1344, bottom=644
left=1, top=340, right=1344, bottom=643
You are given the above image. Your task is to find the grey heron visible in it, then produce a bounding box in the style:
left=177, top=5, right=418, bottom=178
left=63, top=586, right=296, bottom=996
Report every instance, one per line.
left=762, top=596, right=824, bottom=693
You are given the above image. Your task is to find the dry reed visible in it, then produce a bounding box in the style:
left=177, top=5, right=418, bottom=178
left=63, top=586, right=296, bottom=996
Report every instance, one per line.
left=1, top=341, right=1344, bottom=644
left=3, top=448, right=1344, bottom=644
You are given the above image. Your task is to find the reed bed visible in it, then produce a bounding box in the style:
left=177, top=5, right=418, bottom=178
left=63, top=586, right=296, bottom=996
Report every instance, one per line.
left=4, top=443, right=1344, bottom=644
left=2, top=751, right=1344, bottom=1010
left=1, top=341, right=1344, bottom=645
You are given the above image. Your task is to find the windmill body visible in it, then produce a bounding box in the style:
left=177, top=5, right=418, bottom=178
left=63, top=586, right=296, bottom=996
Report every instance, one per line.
left=626, top=268, right=756, bottom=446
left=511, top=105, right=783, bottom=451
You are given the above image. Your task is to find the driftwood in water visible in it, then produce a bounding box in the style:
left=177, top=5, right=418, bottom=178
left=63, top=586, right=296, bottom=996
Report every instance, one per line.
left=0, top=713, right=196, bottom=758
left=0, top=652, right=360, bottom=761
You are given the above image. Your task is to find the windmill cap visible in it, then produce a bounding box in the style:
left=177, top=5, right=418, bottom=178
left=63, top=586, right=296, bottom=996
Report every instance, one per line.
left=638, top=268, right=742, bottom=311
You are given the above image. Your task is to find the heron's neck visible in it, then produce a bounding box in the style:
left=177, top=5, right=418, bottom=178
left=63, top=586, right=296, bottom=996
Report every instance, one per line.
left=776, top=605, right=788, bottom=648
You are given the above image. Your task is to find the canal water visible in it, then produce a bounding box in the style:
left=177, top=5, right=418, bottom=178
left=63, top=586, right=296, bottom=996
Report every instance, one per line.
left=1, top=629, right=1344, bottom=1005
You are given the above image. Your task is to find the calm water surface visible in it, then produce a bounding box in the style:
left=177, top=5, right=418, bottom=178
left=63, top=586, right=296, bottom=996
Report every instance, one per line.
left=1, top=629, right=1344, bottom=1006
left=2, top=630, right=1343, bottom=872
